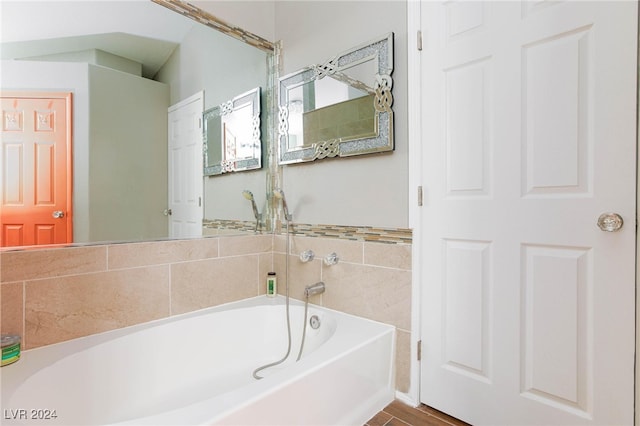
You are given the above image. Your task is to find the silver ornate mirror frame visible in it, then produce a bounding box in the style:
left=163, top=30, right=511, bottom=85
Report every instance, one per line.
left=278, top=33, right=394, bottom=164
left=203, top=87, right=262, bottom=176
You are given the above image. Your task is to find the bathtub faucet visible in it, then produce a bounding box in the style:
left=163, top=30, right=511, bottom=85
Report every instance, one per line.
left=304, top=281, right=325, bottom=298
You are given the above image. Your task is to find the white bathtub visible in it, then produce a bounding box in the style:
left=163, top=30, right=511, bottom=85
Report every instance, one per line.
left=1, top=296, right=395, bottom=425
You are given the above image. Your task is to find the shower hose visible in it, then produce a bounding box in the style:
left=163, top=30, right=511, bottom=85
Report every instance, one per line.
left=252, top=218, right=311, bottom=379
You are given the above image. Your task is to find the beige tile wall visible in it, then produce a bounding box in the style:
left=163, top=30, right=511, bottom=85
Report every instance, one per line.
left=273, top=235, right=413, bottom=392
left=0, top=235, right=272, bottom=349
left=0, top=233, right=412, bottom=392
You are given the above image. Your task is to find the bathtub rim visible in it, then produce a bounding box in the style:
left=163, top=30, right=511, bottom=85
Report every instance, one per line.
left=4, top=295, right=392, bottom=365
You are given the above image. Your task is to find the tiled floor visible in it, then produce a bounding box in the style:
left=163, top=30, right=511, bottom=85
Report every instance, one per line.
left=366, top=400, right=470, bottom=426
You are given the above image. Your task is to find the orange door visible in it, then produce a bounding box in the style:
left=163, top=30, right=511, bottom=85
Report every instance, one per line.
left=1, top=92, right=73, bottom=247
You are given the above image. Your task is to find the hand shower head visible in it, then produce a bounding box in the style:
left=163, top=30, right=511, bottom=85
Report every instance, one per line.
left=242, top=190, right=261, bottom=229
left=273, top=189, right=292, bottom=222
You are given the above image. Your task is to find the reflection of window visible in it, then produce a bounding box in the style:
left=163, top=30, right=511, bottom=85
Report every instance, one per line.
left=314, top=76, right=366, bottom=108
left=287, top=76, right=371, bottom=150
left=287, top=100, right=304, bottom=148
left=302, top=94, right=376, bottom=145
left=222, top=102, right=254, bottom=160
left=224, top=124, right=237, bottom=161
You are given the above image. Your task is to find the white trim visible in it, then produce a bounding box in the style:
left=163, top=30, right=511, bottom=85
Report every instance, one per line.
left=395, top=390, right=419, bottom=408
left=407, top=0, right=422, bottom=407
left=635, top=20, right=639, bottom=426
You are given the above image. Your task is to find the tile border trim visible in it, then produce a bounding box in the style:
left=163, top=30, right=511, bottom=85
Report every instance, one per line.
left=286, top=223, right=412, bottom=244
left=204, top=219, right=412, bottom=244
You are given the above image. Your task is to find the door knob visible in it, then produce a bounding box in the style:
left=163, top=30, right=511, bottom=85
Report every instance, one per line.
left=163, top=209, right=172, bottom=216
left=597, top=213, right=623, bottom=232
left=52, top=210, right=65, bottom=219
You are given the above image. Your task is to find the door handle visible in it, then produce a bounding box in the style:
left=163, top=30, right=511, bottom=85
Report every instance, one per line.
left=52, top=210, right=65, bottom=219
left=163, top=209, right=172, bottom=216
left=597, top=213, right=623, bottom=232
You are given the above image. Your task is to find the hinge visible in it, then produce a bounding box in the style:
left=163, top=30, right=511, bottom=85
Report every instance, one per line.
left=199, top=117, right=202, bottom=128
left=199, top=196, right=202, bottom=207
left=417, top=186, right=423, bottom=207
left=417, top=30, right=423, bottom=51
left=417, top=340, right=422, bottom=361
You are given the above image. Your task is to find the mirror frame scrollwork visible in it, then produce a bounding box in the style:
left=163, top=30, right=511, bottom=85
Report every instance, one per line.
left=278, top=33, right=394, bottom=165
left=203, top=87, right=262, bottom=176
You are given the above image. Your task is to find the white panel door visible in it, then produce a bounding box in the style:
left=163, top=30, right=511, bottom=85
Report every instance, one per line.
left=419, top=1, right=637, bottom=425
left=168, top=92, right=203, bottom=239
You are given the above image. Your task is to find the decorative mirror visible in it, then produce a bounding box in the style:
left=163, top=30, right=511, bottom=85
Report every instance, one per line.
left=204, top=87, right=261, bottom=176
left=278, top=33, right=394, bottom=164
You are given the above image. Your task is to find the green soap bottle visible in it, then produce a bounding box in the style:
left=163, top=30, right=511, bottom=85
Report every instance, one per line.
left=1, top=334, right=21, bottom=367
left=266, top=272, right=277, bottom=297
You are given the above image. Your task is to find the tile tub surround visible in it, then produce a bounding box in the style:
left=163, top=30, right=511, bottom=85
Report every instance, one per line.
left=273, top=234, right=412, bottom=393
left=0, top=235, right=273, bottom=349
left=0, top=229, right=412, bottom=393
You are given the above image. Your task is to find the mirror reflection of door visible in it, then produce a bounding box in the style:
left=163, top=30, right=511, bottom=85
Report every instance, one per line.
left=167, top=92, right=203, bottom=239
left=0, top=92, right=73, bottom=247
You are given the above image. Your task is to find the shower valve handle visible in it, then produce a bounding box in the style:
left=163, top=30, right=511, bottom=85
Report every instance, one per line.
left=324, top=252, right=339, bottom=266
left=299, top=250, right=315, bottom=263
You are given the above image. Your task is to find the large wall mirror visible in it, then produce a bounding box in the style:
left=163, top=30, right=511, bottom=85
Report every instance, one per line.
left=278, top=33, right=394, bottom=164
left=0, top=0, right=273, bottom=248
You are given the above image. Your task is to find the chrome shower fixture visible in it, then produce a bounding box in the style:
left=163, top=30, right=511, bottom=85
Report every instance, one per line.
left=299, top=250, right=315, bottom=263
left=324, top=252, right=339, bottom=266
left=242, top=190, right=262, bottom=231
left=273, top=189, right=292, bottom=222
left=304, top=281, right=325, bottom=298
